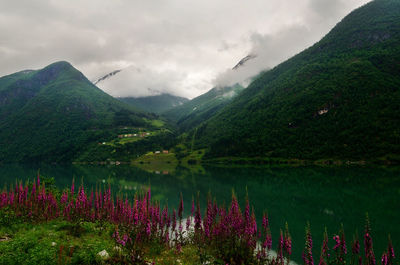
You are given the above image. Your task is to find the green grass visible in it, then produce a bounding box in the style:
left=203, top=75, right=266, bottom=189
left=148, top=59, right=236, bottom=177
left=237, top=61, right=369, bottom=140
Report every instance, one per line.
left=145, top=246, right=202, bottom=265
left=180, top=149, right=206, bottom=173
left=0, top=220, right=115, bottom=265
left=143, top=118, right=165, bottom=128
left=75, top=130, right=178, bottom=163
left=104, top=136, right=143, bottom=147
left=132, top=152, right=179, bottom=173
left=0, top=218, right=205, bottom=265
left=149, top=119, right=165, bottom=128
left=103, top=130, right=164, bottom=147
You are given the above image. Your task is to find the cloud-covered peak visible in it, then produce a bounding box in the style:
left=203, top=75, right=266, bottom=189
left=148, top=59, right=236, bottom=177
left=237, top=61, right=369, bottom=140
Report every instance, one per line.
left=95, top=65, right=192, bottom=98
left=0, top=0, right=370, bottom=98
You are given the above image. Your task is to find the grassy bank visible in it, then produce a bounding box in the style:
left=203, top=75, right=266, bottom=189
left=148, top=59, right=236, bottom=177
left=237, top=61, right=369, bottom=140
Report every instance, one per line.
left=0, top=219, right=201, bottom=265
left=0, top=220, right=114, bottom=264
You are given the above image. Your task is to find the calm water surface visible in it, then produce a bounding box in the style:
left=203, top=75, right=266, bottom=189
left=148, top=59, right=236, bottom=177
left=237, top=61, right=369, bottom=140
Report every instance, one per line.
left=0, top=164, right=399, bottom=262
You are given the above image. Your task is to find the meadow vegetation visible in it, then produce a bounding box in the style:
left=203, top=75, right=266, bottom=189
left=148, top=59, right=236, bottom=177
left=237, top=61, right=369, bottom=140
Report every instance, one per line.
left=0, top=175, right=395, bottom=264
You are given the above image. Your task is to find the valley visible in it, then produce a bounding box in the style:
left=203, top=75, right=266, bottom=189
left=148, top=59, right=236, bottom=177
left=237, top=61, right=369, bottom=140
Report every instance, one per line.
left=0, top=0, right=400, bottom=264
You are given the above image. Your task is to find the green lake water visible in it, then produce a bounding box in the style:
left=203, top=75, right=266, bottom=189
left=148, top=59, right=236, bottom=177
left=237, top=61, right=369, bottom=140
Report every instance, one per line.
left=0, top=164, right=399, bottom=262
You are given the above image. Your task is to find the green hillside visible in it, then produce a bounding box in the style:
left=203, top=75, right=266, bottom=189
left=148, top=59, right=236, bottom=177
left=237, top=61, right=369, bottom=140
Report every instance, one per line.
left=192, top=0, right=400, bottom=162
left=163, top=84, right=244, bottom=132
left=0, top=61, right=157, bottom=162
left=119, top=93, right=189, bottom=114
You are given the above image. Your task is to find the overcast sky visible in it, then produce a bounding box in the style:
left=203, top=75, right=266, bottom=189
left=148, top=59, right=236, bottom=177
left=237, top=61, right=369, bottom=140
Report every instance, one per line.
left=0, top=0, right=370, bottom=99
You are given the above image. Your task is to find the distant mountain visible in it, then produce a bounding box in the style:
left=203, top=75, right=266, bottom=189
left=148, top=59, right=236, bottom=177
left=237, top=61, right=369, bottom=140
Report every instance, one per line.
left=0, top=61, right=154, bottom=162
left=93, top=69, right=121, bottom=85
left=93, top=69, right=189, bottom=114
left=163, top=84, right=244, bottom=132
left=119, top=93, right=189, bottom=114
left=232, top=54, right=256, bottom=70
left=162, top=54, right=260, bottom=131
left=192, top=0, right=400, bottom=162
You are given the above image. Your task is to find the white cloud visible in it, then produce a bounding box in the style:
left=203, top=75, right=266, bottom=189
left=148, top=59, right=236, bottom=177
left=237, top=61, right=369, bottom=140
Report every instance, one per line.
left=0, top=0, right=370, bottom=98
left=213, top=0, right=370, bottom=88
left=97, top=65, right=207, bottom=98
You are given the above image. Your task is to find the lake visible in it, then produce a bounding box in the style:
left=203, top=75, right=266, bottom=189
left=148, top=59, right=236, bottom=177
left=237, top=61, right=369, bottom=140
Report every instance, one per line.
left=0, top=163, right=399, bottom=262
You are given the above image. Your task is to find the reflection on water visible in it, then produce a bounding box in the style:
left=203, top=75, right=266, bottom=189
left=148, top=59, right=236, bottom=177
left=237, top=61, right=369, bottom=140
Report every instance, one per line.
left=0, top=164, right=399, bottom=262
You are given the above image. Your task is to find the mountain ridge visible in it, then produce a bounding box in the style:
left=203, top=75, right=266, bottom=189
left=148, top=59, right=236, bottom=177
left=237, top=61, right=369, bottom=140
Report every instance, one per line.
left=0, top=61, right=155, bottom=162
left=119, top=93, right=189, bottom=114
left=163, top=84, right=244, bottom=132
left=191, top=0, right=400, bottom=162
left=162, top=53, right=262, bottom=132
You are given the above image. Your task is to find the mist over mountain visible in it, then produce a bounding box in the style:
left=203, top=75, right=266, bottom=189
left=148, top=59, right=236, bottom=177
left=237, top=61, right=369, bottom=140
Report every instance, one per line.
left=94, top=65, right=197, bottom=99
left=93, top=70, right=122, bottom=85
left=192, top=0, right=400, bottom=162
left=0, top=0, right=398, bottom=164
left=163, top=54, right=261, bottom=132
left=0, top=0, right=370, bottom=101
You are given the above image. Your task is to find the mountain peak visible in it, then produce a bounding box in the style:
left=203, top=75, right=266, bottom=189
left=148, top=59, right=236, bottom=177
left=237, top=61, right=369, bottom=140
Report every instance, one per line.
left=315, top=0, right=399, bottom=53
left=44, top=61, right=73, bottom=71
left=0, top=61, right=153, bottom=162
left=36, top=61, right=88, bottom=85
left=49, top=60, right=72, bottom=66
left=232, top=54, right=257, bottom=70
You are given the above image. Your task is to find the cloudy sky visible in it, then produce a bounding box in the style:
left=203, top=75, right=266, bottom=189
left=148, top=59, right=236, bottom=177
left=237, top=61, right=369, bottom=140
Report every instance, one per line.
left=0, top=0, right=370, bottom=99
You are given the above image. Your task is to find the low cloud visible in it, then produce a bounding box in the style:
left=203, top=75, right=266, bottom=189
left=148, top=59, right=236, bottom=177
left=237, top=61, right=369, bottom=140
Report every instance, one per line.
left=96, top=65, right=186, bottom=98
left=213, top=26, right=317, bottom=88
left=95, top=65, right=213, bottom=99
left=0, top=0, right=370, bottom=98
left=213, top=0, right=369, bottom=88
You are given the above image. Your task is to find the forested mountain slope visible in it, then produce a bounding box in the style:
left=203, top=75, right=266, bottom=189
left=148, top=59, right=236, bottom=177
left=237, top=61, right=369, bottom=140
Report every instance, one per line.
left=119, top=94, right=188, bottom=114
left=193, top=0, right=400, bottom=162
left=0, top=61, right=154, bottom=162
left=163, top=84, right=244, bottom=132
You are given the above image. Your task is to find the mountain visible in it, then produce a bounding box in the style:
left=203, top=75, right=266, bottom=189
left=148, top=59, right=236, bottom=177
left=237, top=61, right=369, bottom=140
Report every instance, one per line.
left=0, top=61, right=155, bottom=162
left=192, top=0, right=400, bottom=162
left=119, top=93, right=189, bottom=114
left=93, top=69, right=121, bottom=85
left=163, top=84, right=244, bottom=132
left=162, top=53, right=260, bottom=131
left=93, top=69, right=189, bottom=113
left=232, top=54, right=256, bottom=70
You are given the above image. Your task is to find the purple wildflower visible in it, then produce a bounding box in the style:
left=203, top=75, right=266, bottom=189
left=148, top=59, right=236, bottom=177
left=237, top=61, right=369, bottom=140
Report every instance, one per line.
left=333, top=235, right=341, bottom=251
left=352, top=238, right=360, bottom=255
left=304, top=223, right=314, bottom=265
left=319, top=228, right=329, bottom=265
left=382, top=253, right=388, bottom=265
left=71, top=178, right=75, bottom=195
